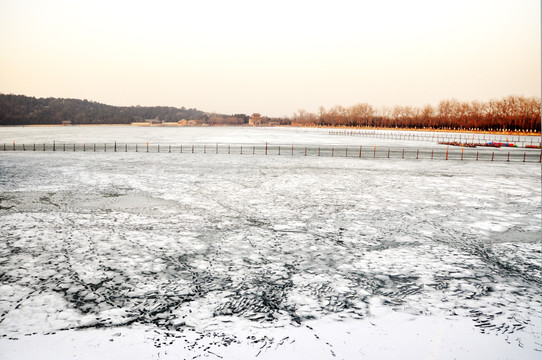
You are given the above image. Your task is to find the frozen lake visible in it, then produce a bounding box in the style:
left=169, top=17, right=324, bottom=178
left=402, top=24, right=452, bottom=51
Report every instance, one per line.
left=1, top=125, right=540, bottom=146
left=1, top=126, right=540, bottom=162
left=0, top=127, right=541, bottom=359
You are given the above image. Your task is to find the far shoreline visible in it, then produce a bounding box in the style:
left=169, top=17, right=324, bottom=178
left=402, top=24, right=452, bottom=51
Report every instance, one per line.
left=2, top=124, right=540, bottom=137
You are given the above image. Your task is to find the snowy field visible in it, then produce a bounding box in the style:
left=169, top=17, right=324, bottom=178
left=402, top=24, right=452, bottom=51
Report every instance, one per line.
left=0, top=127, right=541, bottom=359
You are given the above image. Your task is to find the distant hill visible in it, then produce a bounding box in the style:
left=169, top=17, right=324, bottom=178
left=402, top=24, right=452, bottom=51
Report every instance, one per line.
left=0, top=94, right=209, bottom=125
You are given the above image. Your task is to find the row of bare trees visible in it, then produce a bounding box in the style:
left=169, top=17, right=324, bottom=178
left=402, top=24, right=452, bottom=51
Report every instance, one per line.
left=292, top=96, right=541, bottom=132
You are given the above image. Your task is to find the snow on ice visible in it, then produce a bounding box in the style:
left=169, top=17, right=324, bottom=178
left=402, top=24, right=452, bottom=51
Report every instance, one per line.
left=0, top=127, right=540, bottom=359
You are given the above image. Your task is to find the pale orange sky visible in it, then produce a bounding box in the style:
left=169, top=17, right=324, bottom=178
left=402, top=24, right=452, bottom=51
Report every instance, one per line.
left=0, top=0, right=540, bottom=117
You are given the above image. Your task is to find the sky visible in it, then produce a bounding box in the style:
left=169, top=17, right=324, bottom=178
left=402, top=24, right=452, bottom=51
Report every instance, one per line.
left=0, top=0, right=540, bottom=117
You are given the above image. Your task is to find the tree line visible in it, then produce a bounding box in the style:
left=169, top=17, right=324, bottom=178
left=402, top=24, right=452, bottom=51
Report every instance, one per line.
left=0, top=94, right=208, bottom=125
left=0, top=94, right=290, bottom=126
left=1, top=94, right=539, bottom=131
left=292, top=96, right=541, bottom=132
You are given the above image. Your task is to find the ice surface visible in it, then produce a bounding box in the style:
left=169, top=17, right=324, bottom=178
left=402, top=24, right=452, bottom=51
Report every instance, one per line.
left=0, top=126, right=539, bottom=148
left=0, top=127, right=541, bottom=359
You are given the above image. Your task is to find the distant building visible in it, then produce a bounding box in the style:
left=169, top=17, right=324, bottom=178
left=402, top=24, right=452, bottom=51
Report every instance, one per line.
left=62, top=121, right=72, bottom=126
left=178, top=119, right=188, bottom=125
left=249, top=113, right=262, bottom=126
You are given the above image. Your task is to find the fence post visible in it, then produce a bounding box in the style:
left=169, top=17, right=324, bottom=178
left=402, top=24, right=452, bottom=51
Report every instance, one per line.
left=402, top=149, right=404, bottom=159
left=318, top=147, right=320, bottom=156
left=146, top=142, right=149, bottom=152
left=359, top=146, right=362, bottom=158
left=158, top=145, right=160, bottom=153
left=345, top=148, right=348, bottom=157
left=291, top=144, right=293, bottom=156
left=332, top=147, right=334, bottom=157
left=491, top=152, right=494, bottom=161
left=476, top=151, right=478, bottom=161
left=114, top=141, right=117, bottom=152
left=431, top=150, right=433, bottom=160
left=445, top=146, right=448, bottom=160
left=416, top=149, right=419, bottom=159
left=388, top=149, right=390, bottom=158
left=63, top=143, right=65, bottom=151
left=192, top=145, right=194, bottom=153
left=523, top=152, right=526, bottom=162
left=507, top=152, right=510, bottom=162
left=304, top=147, right=307, bottom=156
left=241, top=146, right=243, bottom=154
left=279, top=146, right=281, bottom=155
left=373, top=146, right=376, bottom=158
left=461, top=148, right=463, bottom=161
left=265, top=142, right=268, bottom=155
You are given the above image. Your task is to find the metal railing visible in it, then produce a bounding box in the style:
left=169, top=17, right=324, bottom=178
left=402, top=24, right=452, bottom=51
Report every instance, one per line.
left=2, top=142, right=541, bottom=163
